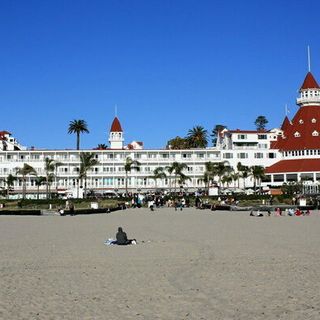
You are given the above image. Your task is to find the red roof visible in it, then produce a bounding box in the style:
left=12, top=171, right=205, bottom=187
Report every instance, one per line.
left=300, top=72, right=320, bottom=90
left=110, top=117, right=123, bottom=132
left=280, top=116, right=291, bottom=131
left=266, top=159, right=320, bottom=174
left=271, top=105, right=320, bottom=151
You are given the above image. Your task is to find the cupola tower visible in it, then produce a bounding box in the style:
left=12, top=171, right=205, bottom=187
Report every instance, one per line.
left=109, top=117, right=124, bottom=149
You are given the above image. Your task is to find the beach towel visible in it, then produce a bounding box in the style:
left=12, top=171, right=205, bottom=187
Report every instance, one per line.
left=104, top=238, right=117, bottom=245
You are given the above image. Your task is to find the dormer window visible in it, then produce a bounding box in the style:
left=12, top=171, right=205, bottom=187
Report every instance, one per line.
left=312, top=118, right=317, bottom=123
left=294, top=131, right=301, bottom=137
left=299, top=119, right=304, bottom=124
left=312, top=130, right=319, bottom=137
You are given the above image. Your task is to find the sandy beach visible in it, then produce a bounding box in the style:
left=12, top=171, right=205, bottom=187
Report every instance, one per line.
left=1, top=208, right=320, bottom=320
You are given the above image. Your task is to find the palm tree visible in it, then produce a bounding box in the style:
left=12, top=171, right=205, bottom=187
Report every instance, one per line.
left=211, top=124, right=227, bottom=146
left=35, top=176, right=46, bottom=200
left=187, top=126, right=208, bottom=148
left=231, top=172, right=240, bottom=188
left=237, top=162, right=251, bottom=189
left=221, top=174, right=233, bottom=188
left=79, top=153, right=99, bottom=198
left=16, top=164, right=37, bottom=199
left=203, top=161, right=216, bottom=194
left=251, top=166, right=265, bottom=194
left=124, top=157, right=141, bottom=196
left=44, top=157, right=62, bottom=199
left=97, top=144, right=108, bottom=149
left=213, top=161, right=232, bottom=187
left=166, top=162, right=188, bottom=194
left=5, top=174, right=16, bottom=199
left=68, top=119, right=89, bottom=150
left=151, top=167, right=167, bottom=190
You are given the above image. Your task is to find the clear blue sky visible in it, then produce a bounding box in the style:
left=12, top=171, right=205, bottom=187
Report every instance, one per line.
left=1, top=0, right=320, bottom=150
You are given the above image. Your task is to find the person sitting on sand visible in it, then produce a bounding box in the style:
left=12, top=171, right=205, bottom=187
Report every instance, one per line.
left=116, top=227, right=136, bottom=245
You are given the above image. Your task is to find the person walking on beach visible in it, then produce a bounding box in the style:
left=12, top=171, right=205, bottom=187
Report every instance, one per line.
left=69, top=202, right=75, bottom=216
left=116, top=227, right=136, bottom=245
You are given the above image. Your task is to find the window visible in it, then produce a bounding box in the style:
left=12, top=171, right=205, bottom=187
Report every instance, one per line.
left=300, top=173, right=314, bottom=181
left=254, top=153, right=264, bottom=159
left=237, top=153, right=248, bottom=159
left=197, top=154, right=204, bottom=159
left=299, top=119, right=304, bottom=124
left=312, top=130, right=319, bottom=136
left=237, top=134, right=247, bottom=140
left=223, top=153, right=233, bottom=159
left=268, top=153, right=276, bottom=159
left=274, top=174, right=284, bottom=182
left=258, top=143, right=268, bottom=149
left=258, top=134, right=267, bottom=140
left=312, top=118, right=317, bottom=123
left=286, top=174, right=297, bottom=182
left=294, top=131, right=301, bottom=137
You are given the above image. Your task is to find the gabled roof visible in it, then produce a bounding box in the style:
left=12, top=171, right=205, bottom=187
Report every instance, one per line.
left=110, top=117, right=123, bottom=132
left=266, top=159, right=320, bottom=174
left=300, top=72, right=320, bottom=90
left=271, top=105, right=320, bottom=151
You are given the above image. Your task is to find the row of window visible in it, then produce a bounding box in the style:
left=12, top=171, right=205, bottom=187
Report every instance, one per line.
left=223, top=152, right=276, bottom=159
left=284, top=149, right=320, bottom=157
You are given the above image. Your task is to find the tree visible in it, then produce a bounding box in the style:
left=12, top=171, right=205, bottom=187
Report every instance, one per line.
left=254, top=116, right=268, bottom=131
left=166, top=162, right=188, bottom=193
left=187, top=126, right=208, bottom=148
left=166, top=136, right=189, bottom=149
left=151, top=167, right=167, bottom=190
left=44, top=157, right=62, bottom=199
left=237, top=162, right=251, bottom=189
left=79, top=153, right=99, bottom=198
left=68, top=119, right=89, bottom=150
left=35, top=176, right=46, bottom=200
left=250, top=165, right=265, bottom=193
left=97, top=144, right=108, bottom=150
left=211, top=124, right=227, bottom=146
left=4, top=174, right=16, bottom=199
left=124, top=157, right=141, bottom=196
left=16, top=164, right=37, bottom=199
left=213, top=161, right=232, bottom=187
left=203, top=161, right=216, bottom=194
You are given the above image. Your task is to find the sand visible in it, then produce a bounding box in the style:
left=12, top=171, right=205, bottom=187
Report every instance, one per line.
left=1, top=208, right=320, bottom=320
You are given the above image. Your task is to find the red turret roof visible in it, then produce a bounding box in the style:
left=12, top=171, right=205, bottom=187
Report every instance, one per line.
left=280, top=116, right=291, bottom=131
left=110, top=117, right=123, bottom=132
left=300, top=72, right=320, bottom=90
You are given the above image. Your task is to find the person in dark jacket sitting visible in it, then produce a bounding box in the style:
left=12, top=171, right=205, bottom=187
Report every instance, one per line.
left=116, top=227, right=136, bottom=245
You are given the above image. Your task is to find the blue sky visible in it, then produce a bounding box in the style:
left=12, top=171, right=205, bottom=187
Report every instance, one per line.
left=1, top=0, right=320, bottom=149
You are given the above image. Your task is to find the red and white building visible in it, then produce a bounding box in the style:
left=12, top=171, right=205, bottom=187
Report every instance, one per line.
left=265, top=72, right=320, bottom=187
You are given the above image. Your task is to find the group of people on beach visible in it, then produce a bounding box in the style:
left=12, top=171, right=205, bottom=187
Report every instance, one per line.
left=250, top=207, right=312, bottom=217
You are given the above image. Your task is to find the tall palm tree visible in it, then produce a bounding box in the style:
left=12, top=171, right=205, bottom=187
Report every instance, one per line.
left=124, top=157, right=141, bottom=196
left=221, top=174, right=233, bottom=188
left=16, top=164, right=37, bottom=199
left=187, top=126, right=208, bottom=148
left=151, top=167, right=167, bottom=190
left=68, top=119, right=89, bottom=150
left=203, top=161, right=216, bottom=194
left=237, top=162, right=251, bottom=189
left=79, top=153, right=99, bottom=198
left=35, top=176, right=46, bottom=200
left=213, top=161, right=232, bottom=187
left=251, top=166, right=265, bottom=194
left=166, top=162, right=188, bottom=194
left=44, top=157, right=62, bottom=199
left=5, top=174, right=16, bottom=199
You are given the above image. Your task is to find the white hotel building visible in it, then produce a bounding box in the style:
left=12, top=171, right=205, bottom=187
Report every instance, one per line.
left=1, top=71, right=320, bottom=198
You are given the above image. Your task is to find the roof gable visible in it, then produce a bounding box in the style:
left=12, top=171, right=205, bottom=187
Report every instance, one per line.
left=300, top=72, right=320, bottom=90
left=110, top=117, right=123, bottom=132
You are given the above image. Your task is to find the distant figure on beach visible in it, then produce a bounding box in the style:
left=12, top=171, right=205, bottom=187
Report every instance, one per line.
left=69, top=202, right=75, bottom=216
left=116, top=227, right=136, bottom=245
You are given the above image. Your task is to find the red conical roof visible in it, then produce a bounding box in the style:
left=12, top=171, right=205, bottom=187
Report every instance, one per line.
left=110, top=117, right=123, bottom=132
left=300, top=72, right=320, bottom=90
